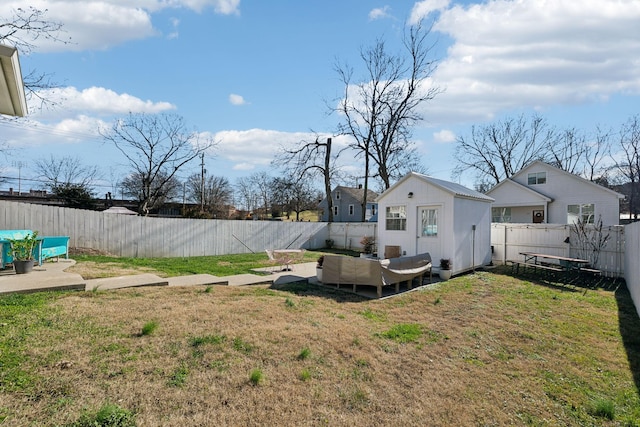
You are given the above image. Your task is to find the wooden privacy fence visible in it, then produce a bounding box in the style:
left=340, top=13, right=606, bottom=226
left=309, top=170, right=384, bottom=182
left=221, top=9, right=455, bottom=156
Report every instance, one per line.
left=326, top=222, right=378, bottom=252
left=0, top=201, right=329, bottom=257
left=624, top=222, right=640, bottom=317
left=491, top=223, right=625, bottom=277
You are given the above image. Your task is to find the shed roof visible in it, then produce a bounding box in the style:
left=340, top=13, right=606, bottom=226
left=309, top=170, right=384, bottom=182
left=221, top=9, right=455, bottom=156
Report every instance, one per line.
left=377, top=172, right=494, bottom=203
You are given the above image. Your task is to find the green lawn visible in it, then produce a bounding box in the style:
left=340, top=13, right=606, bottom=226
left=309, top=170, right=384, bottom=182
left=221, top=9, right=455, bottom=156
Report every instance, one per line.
left=1, top=263, right=639, bottom=425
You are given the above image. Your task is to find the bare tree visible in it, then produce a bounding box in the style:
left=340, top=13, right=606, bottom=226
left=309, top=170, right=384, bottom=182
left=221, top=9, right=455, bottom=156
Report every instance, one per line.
left=583, top=126, right=612, bottom=182
left=235, top=176, right=259, bottom=216
left=35, top=155, right=100, bottom=189
left=122, top=171, right=181, bottom=213
left=0, top=7, right=69, bottom=110
left=546, top=127, right=586, bottom=174
left=335, top=21, right=441, bottom=220
left=234, top=173, right=272, bottom=219
left=186, top=173, right=233, bottom=218
left=611, top=115, right=640, bottom=219
left=273, top=136, right=339, bottom=222
left=270, top=176, right=316, bottom=221
left=100, top=113, right=216, bottom=215
left=34, top=155, right=100, bottom=208
left=453, top=114, right=554, bottom=186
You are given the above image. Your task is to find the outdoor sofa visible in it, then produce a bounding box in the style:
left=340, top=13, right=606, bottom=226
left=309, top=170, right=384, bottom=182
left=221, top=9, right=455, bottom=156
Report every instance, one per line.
left=0, top=229, right=70, bottom=269
left=321, top=253, right=432, bottom=298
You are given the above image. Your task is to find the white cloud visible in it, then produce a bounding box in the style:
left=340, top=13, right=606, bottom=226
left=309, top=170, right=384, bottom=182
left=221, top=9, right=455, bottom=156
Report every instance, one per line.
left=369, top=6, right=391, bottom=21
left=0, top=0, right=240, bottom=52
left=180, top=0, right=241, bottom=14
left=409, top=0, right=450, bottom=25
left=229, top=94, right=248, bottom=106
left=433, top=129, right=455, bottom=143
left=210, top=129, right=353, bottom=174
left=167, top=17, right=180, bottom=39
left=31, top=86, right=176, bottom=119
left=419, top=0, right=640, bottom=125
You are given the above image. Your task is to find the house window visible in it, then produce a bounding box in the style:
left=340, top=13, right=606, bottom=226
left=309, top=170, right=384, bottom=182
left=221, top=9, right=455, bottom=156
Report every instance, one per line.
left=349, top=204, right=354, bottom=215
left=333, top=206, right=339, bottom=217
left=567, top=204, right=594, bottom=224
left=527, top=172, right=546, bottom=185
left=491, top=207, right=512, bottom=223
left=421, top=209, right=438, bottom=236
left=336, top=191, right=341, bottom=200
left=385, top=206, right=406, bottom=231
left=371, top=205, right=377, bottom=216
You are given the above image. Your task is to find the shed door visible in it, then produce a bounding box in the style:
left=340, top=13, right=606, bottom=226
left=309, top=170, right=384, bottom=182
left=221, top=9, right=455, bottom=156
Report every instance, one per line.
left=417, top=206, right=442, bottom=257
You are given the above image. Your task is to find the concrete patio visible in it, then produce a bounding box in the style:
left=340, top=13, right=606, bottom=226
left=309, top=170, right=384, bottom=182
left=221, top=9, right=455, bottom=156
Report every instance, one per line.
left=0, top=259, right=440, bottom=299
left=0, top=259, right=318, bottom=295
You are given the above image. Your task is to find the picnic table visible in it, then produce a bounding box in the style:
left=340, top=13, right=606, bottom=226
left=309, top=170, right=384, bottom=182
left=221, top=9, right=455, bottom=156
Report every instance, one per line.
left=510, top=252, right=601, bottom=284
left=520, top=252, right=589, bottom=270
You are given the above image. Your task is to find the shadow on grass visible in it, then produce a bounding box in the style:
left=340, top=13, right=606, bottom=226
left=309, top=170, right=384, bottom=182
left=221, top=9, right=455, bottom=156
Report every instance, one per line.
left=493, top=264, right=624, bottom=293
left=616, top=284, right=640, bottom=394
left=270, top=281, right=370, bottom=303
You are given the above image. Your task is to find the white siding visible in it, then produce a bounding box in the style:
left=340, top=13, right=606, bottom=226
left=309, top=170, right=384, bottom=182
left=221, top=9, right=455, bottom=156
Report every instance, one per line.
left=453, top=197, right=493, bottom=270
left=377, top=174, right=493, bottom=274
left=377, top=176, right=453, bottom=259
left=511, top=162, right=622, bottom=225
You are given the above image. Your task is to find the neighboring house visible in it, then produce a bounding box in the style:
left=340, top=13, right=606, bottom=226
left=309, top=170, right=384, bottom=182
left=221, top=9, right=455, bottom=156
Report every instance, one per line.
left=376, top=172, right=494, bottom=276
left=318, top=186, right=378, bottom=222
left=487, top=161, right=625, bottom=225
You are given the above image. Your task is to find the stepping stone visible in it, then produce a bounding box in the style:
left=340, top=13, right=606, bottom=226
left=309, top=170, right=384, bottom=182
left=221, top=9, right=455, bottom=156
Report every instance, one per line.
left=85, top=274, right=168, bottom=291
left=168, top=274, right=228, bottom=287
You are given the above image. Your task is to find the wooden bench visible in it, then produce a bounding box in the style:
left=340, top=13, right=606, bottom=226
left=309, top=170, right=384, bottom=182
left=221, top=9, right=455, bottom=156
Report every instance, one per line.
left=0, top=230, right=70, bottom=269
left=578, top=267, right=602, bottom=287
left=508, top=260, right=563, bottom=279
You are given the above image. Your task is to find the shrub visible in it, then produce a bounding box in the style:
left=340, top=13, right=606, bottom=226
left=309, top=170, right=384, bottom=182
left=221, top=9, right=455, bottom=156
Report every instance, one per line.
left=360, top=236, right=375, bottom=254
left=297, top=347, right=311, bottom=360
left=140, top=321, right=158, bottom=336
left=71, top=403, right=136, bottom=427
left=590, top=398, right=615, bottom=420
left=249, top=368, right=263, bottom=385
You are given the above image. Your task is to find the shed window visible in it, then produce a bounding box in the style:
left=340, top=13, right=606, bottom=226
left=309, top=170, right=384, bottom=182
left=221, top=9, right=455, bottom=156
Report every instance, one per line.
left=492, top=207, right=512, bottom=223
left=527, top=172, right=546, bottom=185
left=385, top=206, right=406, bottom=231
left=421, top=209, right=438, bottom=236
left=567, top=204, right=594, bottom=224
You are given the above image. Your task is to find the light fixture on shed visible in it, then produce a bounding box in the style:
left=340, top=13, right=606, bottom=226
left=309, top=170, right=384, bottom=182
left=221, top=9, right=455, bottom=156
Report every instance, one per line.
left=0, top=44, right=28, bottom=117
left=407, top=192, right=414, bottom=198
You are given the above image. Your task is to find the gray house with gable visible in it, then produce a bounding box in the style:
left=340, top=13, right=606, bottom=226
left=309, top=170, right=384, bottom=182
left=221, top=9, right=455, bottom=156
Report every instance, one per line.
left=318, top=186, right=378, bottom=222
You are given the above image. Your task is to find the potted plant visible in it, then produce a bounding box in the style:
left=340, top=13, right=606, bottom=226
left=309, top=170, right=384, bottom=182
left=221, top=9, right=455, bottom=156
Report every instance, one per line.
left=316, top=255, right=324, bottom=282
left=439, top=258, right=452, bottom=280
left=8, top=231, right=39, bottom=274
left=360, top=236, right=375, bottom=258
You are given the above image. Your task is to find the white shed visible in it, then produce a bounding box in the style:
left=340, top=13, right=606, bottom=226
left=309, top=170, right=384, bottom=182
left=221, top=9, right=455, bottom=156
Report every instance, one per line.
left=376, top=172, right=494, bottom=276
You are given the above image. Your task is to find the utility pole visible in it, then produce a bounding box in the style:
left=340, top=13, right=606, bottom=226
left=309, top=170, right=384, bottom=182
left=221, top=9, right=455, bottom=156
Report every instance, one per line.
left=200, top=153, right=205, bottom=212
left=12, top=161, right=26, bottom=195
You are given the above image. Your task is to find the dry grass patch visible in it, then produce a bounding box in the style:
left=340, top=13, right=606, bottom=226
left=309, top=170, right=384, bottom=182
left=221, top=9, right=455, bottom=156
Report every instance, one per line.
left=67, top=261, right=159, bottom=279
left=1, top=270, right=639, bottom=426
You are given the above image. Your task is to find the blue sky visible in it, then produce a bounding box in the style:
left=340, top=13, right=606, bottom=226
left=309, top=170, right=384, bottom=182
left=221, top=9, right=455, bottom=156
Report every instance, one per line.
left=1, top=0, right=640, bottom=198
